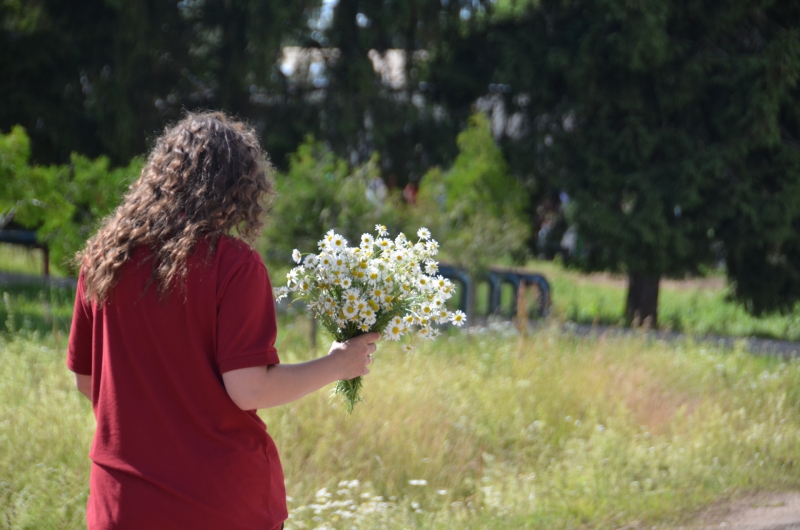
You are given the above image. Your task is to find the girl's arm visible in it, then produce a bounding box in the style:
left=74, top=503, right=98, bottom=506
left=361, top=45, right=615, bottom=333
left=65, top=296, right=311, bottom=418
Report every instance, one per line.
left=222, top=332, right=379, bottom=410
left=75, top=374, right=91, bottom=400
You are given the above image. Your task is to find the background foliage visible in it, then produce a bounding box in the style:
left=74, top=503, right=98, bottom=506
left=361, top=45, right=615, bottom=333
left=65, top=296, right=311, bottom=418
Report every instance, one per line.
left=0, top=126, right=141, bottom=272
left=3, top=0, right=800, bottom=322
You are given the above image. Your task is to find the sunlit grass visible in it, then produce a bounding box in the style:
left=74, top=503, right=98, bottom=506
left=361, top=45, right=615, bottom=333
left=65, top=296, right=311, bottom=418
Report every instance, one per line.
left=0, top=244, right=66, bottom=277
left=5, top=315, right=798, bottom=529
left=267, top=320, right=800, bottom=528
left=1, top=284, right=76, bottom=339
left=0, top=332, right=91, bottom=529
left=522, top=259, right=800, bottom=341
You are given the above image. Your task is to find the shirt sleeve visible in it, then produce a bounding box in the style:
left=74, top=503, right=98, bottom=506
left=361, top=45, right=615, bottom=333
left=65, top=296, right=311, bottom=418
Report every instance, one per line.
left=67, top=271, right=94, bottom=375
left=216, top=251, right=280, bottom=374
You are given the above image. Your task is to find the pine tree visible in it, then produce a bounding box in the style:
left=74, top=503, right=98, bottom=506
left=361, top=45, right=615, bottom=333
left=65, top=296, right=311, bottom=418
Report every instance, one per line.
left=482, top=0, right=800, bottom=324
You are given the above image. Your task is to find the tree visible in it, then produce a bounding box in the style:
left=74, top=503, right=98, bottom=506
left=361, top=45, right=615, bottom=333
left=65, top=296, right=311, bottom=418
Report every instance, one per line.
left=0, top=0, right=313, bottom=165
left=0, top=126, right=141, bottom=271
left=413, top=113, right=530, bottom=275
left=261, top=137, right=405, bottom=263
left=468, top=0, right=800, bottom=325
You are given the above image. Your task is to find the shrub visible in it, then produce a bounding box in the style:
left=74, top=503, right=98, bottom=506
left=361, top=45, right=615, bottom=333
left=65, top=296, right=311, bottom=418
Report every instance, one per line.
left=0, top=126, right=142, bottom=273
left=410, top=113, right=530, bottom=275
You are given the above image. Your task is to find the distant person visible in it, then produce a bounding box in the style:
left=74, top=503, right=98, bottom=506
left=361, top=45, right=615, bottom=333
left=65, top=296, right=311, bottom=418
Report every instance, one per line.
left=67, top=111, right=378, bottom=530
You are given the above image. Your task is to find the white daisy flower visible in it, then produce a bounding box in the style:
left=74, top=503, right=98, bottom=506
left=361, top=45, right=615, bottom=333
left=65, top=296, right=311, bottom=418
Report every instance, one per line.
left=370, top=287, right=385, bottom=302
left=292, top=249, right=302, bottom=263
left=343, top=303, right=358, bottom=320
left=344, top=289, right=360, bottom=303
left=331, top=234, right=347, bottom=250
left=402, top=344, right=415, bottom=354
left=319, top=253, right=334, bottom=268
left=385, top=323, right=404, bottom=341
left=417, top=227, right=431, bottom=240
left=361, top=233, right=374, bottom=246
left=392, top=251, right=408, bottom=265
left=375, top=224, right=389, bottom=236
left=273, top=286, right=289, bottom=302
left=451, top=310, right=466, bottom=326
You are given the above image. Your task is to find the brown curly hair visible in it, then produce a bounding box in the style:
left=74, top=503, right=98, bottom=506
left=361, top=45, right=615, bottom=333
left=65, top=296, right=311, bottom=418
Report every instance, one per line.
left=78, top=111, right=275, bottom=303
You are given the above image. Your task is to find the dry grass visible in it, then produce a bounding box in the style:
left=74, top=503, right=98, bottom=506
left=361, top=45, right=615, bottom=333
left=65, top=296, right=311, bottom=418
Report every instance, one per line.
left=2, top=319, right=800, bottom=529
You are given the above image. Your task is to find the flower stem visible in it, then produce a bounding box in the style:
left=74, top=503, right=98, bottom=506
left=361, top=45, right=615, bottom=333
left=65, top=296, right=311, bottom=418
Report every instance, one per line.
left=334, top=376, right=363, bottom=415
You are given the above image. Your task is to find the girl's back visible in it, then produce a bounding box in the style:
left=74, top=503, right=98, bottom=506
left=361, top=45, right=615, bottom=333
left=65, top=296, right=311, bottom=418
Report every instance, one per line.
left=68, top=236, right=287, bottom=530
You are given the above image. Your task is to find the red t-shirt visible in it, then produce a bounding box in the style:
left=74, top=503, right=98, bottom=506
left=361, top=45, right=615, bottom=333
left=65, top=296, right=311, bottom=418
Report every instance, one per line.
left=67, top=236, right=287, bottom=530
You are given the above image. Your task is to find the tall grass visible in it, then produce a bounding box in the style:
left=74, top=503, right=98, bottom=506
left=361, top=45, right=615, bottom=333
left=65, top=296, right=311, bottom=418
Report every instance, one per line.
left=0, top=246, right=45, bottom=277
left=0, top=245, right=66, bottom=278
left=3, top=316, right=799, bottom=529
left=524, top=259, right=800, bottom=342
left=0, top=284, right=76, bottom=340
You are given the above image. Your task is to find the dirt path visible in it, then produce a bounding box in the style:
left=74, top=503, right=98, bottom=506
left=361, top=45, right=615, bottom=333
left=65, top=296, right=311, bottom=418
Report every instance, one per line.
left=676, top=492, right=800, bottom=529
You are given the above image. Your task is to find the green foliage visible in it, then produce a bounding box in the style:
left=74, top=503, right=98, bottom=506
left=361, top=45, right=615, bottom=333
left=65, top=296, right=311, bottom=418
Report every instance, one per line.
left=262, top=138, right=405, bottom=263
left=443, top=113, right=526, bottom=218
left=527, top=258, right=800, bottom=342
left=0, top=126, right=141, bottom=272
left=413, top=114, right=530, bottom=274
left=39, top=153, right=142, bottom=273
left=428, top=0, right=800, bottom=318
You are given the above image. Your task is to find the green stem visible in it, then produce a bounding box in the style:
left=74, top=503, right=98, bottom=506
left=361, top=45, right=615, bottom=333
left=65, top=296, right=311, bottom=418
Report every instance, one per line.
left=334, top=376, right=363, bottom=415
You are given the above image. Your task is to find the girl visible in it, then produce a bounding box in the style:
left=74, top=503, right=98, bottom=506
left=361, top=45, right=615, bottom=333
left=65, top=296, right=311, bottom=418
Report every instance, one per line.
left=67, top=111, right=378, bottom=530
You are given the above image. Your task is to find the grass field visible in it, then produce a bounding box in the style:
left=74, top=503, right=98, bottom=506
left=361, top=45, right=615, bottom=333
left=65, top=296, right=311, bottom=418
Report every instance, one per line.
left=2, top=314, right=799, bottom=529
left=0, top=245, right=63, bottom=278
left=521, top=260, right=800, bottom=342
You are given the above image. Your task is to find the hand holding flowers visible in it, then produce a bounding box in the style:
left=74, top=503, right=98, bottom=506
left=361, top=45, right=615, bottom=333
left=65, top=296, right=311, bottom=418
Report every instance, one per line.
left=275, top=225, right=465, bottom=413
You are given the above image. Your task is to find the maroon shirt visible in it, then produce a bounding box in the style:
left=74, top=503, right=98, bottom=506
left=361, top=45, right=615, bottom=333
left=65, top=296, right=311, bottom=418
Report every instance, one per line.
left=67, top=236, right=287, bottom=530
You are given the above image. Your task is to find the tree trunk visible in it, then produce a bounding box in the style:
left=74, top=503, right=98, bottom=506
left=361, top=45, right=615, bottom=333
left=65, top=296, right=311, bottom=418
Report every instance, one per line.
left=625, top=273, right=660, bottom=328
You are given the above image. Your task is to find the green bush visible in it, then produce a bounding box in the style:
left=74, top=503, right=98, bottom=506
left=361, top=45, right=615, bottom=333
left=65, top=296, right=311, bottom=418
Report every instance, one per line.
left=0, top=126, right=141, bottom=273
left=261, top=137, right=406, bottom=263
left=410, top=113, right=530, bottom=275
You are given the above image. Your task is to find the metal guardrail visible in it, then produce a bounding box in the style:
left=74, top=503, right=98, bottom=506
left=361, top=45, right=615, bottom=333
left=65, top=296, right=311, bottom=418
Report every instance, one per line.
left=438, top=263, right=551, bottom=318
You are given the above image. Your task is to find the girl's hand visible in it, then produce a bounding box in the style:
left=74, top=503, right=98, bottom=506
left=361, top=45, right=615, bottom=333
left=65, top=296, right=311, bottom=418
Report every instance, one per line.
left=328, top=332, right=380, bottom=380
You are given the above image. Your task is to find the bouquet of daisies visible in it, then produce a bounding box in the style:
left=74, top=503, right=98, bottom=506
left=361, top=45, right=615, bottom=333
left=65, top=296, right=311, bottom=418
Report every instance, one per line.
left=274, top=225, right=466, bottom=413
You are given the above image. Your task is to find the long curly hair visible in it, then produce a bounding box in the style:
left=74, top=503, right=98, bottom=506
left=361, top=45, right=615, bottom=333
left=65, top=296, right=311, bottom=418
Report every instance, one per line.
left=78, top=111, right=275, bottom=303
